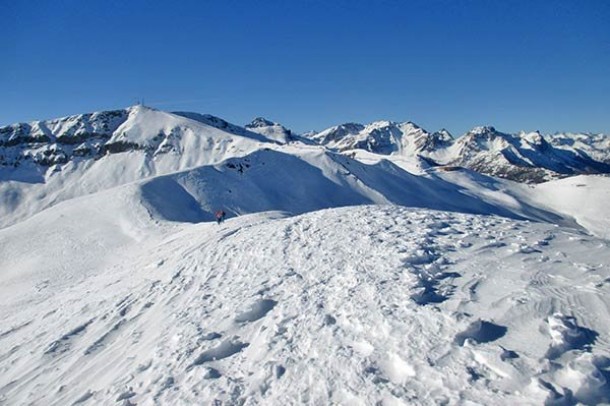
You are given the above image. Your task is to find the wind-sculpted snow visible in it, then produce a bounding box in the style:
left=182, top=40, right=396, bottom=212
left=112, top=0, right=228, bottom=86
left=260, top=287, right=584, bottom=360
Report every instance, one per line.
left=1, top=206, right=610, bottom=404
left=545, top=314, right=598, bottom=360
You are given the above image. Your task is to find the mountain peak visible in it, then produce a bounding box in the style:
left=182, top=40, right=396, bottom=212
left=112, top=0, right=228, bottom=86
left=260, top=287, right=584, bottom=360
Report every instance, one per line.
left=470, top=126, right=497, bottom=135
left=310, top=123, right=365, bottom=144
left=435, top=128, right=453, bottom=137
left=246, top=117, right=276, bottom=128
left=402, top=121, right=422, bottom=130
left=366, top=120, right=396, bottom=129
left=520, top=131, right=547, bottom=148
left=244, top=117, right=292, bottom=144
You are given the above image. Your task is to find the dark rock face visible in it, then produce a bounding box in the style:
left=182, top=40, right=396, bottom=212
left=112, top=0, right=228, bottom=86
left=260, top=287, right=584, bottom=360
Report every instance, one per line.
left=0, top=109, right=130, bottom=168
left=246, top=117, right=276, bottom=128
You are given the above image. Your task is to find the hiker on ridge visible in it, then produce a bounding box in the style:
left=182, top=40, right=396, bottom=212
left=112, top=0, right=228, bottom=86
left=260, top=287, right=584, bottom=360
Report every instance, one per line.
left=215, top=210, right=226, bottom=224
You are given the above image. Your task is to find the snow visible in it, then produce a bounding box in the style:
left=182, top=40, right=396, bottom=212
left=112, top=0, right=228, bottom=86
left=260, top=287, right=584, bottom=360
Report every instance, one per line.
left=304, top=120, right=610, bottom=183
left=2, top=106, right=610, bottom=405
left=245, top=117, right=293, bottom=144
left=309, top=120, right=444, bottom=157
left=549, top=132, right=610, bottom=165
left=531, top=175, right=610, bottom=240
left=2, top=204, right=610, bottom=405
left=0, top=106, right=271, bottom=229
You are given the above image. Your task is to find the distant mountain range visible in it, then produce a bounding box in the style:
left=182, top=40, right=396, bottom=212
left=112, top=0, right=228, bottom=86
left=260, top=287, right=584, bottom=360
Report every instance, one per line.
left=1, top=106, right=608, bottom=186
left=308, top=121, right=610, bottom=183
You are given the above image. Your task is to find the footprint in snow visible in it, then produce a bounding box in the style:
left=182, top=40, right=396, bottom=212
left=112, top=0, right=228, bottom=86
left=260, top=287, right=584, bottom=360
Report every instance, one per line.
left=234, top=299, right=277, bottom=323
left=116, top=388, right=136, bottom=402
left=203, top=367, right=222, bottom=379
left=500, top=347, right=519, bottom=361
left=545, top=314, right=598, bottom=360
left=323, top=314, right=337, bottom=326
left=454, top=320, right=507, bottom=346
left=189, top=339, right=249, bottom=368
left=202, top=332, right=222, bottom=340
left=71, top=390, right=94, bottom=405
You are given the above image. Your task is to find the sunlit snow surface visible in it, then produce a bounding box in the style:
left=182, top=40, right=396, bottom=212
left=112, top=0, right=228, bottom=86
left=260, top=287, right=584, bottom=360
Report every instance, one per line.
left=1, top=206, right=610, bottom=405
left=1, top=107, right=610, bottom=404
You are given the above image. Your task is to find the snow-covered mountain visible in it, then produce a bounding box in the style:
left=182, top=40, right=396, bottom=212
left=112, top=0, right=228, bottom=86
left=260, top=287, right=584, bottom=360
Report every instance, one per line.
left=310, top=121, right=453, bottom=157
left=2, top=105, right=610, bottom=405
left=1, top=105, right=609, bottom=229
left=245, top=117, right=294, bottom=144
left=0, top=106, right=277, bottom=227
left=445, top=126, right=610, bottom=183
left=3, top=107, right=608, bottom=189
left=548, top=132, right=610, bottom=165
left=307, top=121, right=610, bottom=183
left=0, top=105, right=274, bottom=172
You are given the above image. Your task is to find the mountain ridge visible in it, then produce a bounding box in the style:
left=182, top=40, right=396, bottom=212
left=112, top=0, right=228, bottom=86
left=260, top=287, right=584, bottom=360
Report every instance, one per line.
left=1, top=106, right=609, bottom=186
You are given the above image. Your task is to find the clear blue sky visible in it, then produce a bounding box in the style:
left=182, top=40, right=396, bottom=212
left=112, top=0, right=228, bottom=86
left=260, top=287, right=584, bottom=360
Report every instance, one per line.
left=2, top=0, right=609, bottom=135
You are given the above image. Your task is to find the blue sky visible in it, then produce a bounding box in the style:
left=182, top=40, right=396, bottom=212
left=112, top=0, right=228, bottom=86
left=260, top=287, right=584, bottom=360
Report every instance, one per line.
left=2, top=0, right=609, bottom=135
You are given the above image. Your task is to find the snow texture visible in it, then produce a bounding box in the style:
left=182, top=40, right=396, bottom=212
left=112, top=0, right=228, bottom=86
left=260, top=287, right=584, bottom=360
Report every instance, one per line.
left=1, top=106, right=610, bottom=405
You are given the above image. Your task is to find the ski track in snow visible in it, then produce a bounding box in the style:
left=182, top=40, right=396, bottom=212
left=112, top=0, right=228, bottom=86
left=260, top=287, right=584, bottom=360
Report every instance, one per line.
left=1, top=206, right=610, bottom=405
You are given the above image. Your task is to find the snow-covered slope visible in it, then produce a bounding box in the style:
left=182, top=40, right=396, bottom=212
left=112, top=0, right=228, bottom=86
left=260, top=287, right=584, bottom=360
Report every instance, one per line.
left=2, top=204, right=610, bottom=405
left=171, top=112, right=273, bottom=143
left=137, top=147, right=579, bottom=229
left=531, top=175, right=610, bottom=240
left=0, top=106, right=275, bottom=228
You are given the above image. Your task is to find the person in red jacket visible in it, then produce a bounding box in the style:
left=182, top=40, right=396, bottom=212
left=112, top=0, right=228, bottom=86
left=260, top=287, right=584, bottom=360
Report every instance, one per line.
left=215, top=210, right=226, bottom=224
